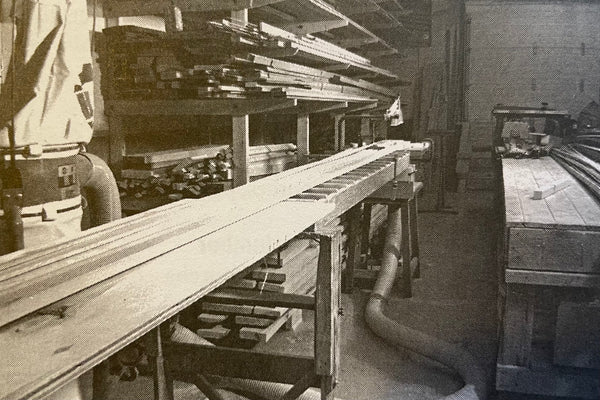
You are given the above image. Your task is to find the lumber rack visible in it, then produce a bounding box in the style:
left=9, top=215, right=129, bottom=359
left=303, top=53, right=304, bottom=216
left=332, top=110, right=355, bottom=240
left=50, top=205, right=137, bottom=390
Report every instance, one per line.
left=343, top=173, right=423, bottom=297
left=148, top=229, right=342, bottom=400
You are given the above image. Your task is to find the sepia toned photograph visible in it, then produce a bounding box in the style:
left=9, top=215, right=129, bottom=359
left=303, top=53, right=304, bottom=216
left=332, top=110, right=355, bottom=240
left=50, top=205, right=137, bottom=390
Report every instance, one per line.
left=0, top=1, right=598, bottom=400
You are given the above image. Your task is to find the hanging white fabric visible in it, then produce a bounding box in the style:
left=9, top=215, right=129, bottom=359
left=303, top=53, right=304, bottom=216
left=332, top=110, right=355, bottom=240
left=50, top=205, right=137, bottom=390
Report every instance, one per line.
left=384, top=95, right=404, bottom=127
left=0, top=0, right=93, bottom=148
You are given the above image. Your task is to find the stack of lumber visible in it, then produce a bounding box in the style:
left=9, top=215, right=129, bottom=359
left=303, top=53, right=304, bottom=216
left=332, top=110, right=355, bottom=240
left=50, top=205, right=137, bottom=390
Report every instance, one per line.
left=188, top=203, right=390, bottom=347
left=234, top=53, right=395, bottom=102
left=192, top=236, right=321, bottom=344
left=118, top=143, right=297, bottom=201
left=206, top=19, right=396, bottom=78
left=119, top=145, right=232, bottom=201
left=190, top=212, right=351, bottom=345
left=99, top=21, right=397, bottom=103
left=247, top=143, right=298, bottom=177
left=551, top=135, right=600, bottom=201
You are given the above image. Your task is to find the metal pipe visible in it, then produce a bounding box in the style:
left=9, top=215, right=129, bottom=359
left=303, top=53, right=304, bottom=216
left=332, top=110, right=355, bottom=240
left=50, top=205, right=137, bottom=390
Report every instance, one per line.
left=76, top=152, right=121, bottom=228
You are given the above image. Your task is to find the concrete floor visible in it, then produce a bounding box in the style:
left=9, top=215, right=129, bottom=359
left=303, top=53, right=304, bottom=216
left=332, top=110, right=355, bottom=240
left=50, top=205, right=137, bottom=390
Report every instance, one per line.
left=101, top=189, right=577, bottom=399
left=257, top=189, right=501, bottom=400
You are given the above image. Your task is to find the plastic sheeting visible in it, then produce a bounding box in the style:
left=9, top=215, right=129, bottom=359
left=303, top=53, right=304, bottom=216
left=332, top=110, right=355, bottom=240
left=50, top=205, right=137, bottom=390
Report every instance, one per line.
left=0, top=0, right=93, bottom=148
left=385, top=95, right=404, bottom=127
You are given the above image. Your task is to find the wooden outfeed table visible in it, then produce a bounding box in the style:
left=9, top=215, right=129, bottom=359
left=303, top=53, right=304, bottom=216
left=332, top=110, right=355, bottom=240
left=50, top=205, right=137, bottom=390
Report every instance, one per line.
left=497, top=156, right=600, bottom=398
left=0, top=141, right=412, bottom=400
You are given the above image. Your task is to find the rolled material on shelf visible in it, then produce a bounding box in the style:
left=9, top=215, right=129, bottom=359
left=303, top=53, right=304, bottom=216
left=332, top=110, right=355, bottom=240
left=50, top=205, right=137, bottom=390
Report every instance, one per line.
left=551, top=140, right=600, bottom=201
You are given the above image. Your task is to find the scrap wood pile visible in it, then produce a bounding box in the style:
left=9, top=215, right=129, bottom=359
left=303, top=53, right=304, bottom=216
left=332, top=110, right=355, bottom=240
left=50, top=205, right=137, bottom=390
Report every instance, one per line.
left=118, top=143, right=297, bottom=201
left=181, top=208, right=388, bottom=347
left=551, top=133, right=600, bottom=201
left=99, top=20, right=397, bottom=103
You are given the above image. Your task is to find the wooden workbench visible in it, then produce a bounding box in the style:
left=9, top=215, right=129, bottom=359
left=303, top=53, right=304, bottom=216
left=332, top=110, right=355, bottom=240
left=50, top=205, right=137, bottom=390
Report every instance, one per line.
left=0, top=201, right=332, bottom=400
left=497, top=156, right=600, bottom=399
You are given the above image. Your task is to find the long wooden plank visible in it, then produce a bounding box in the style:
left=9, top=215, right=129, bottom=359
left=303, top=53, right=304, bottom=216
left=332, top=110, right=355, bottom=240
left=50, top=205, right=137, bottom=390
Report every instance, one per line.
left=507, top=228, right=600, bottom=274
left=503, top=157, right=600, bottom=229
left=262, top=238, right=314, bottom=268
left=0, top=140, right=411, bottom=327
left=505, top=269, right=600, bottom=288
left=0, top=200, right=195, bottom=277
left=543, top=157, right=600, bottom=226
left=496, top=364, right=599, bottom=399
left=106, top=98, right=298, bottom=116
left=103, top=0, right=286, bottom=16
left=0, top=201, right=333, bottom=400
left=124, top=145, right=230, bottom=165
left=309, top=154, right=410, bottom=229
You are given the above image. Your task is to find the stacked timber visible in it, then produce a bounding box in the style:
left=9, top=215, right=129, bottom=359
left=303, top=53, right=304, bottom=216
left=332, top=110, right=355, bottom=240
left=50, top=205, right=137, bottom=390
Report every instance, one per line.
left=99, top=20, right=398, bottom=103
left=247, top=143, right=298, bottom=177
left=190, top=236, right=320, bottom=345
left=189, top=215, right=350, bottom=346
left=187, top=204, right=392, bottom=347
left=118, top=144, right=297, bottom=201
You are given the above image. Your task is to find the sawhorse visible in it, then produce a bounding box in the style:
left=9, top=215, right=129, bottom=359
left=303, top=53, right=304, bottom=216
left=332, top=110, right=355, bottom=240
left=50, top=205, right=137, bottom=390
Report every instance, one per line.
left=343, top=179, right=423, bottom=298
left=145, top=229, right=342, bottom=400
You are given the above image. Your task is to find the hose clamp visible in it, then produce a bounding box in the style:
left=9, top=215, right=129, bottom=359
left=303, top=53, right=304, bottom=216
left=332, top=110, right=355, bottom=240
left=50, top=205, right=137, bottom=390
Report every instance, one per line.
left=370, top=292, right=387, bottom=302
left=0, top=143, right=81, bottom=160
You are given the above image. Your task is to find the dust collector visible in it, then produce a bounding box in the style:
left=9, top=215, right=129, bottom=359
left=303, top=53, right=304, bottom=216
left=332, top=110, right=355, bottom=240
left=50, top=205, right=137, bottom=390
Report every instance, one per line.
left=0, top=1, right=120, bottom=398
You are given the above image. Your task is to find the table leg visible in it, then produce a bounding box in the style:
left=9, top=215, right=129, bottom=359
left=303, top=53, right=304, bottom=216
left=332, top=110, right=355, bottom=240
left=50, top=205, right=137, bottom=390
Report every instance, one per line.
left=146, top=327, right=174, bottom=400
left=343, top=205, right=362, bottom=293
left=92, top=361, right=110, bottom=400
left=315, top=230, right=341, bottom=400
left=400, top=202, right=412, bottom=298
left=409, top=197, right=420, bottom=278
left=360, top=203, right=372, bottom=256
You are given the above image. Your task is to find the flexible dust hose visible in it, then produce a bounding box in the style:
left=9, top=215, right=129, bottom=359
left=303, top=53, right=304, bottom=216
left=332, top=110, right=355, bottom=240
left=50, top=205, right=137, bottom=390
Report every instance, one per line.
left=76, top=153, right=121, bottom=226
left=169, top=324, right=345, bottom=400
left=209, top=376, right=343, bottom=400
left=365, top=206, right=487, bottom=400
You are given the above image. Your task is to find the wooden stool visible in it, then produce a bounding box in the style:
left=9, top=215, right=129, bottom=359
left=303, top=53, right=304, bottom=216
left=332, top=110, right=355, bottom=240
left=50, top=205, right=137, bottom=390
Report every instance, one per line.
left=344, top=180, right=423, bottom=298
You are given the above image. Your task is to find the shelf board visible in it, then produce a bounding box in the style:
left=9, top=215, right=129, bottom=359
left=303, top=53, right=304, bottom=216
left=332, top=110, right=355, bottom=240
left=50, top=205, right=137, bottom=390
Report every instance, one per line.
left=106, top=95, right=376, bottom=117
left=285, top=100, right=349, bottom=114
left=346, top=102, right=379, bottom=114
left=106, top=98, right=298, bottom=116
left=103, top=0, right=285, bottom=16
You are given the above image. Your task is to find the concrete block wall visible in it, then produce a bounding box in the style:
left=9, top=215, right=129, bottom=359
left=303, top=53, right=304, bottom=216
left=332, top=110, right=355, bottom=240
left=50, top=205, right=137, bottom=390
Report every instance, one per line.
left=465, top=1, right=600, bottom=150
